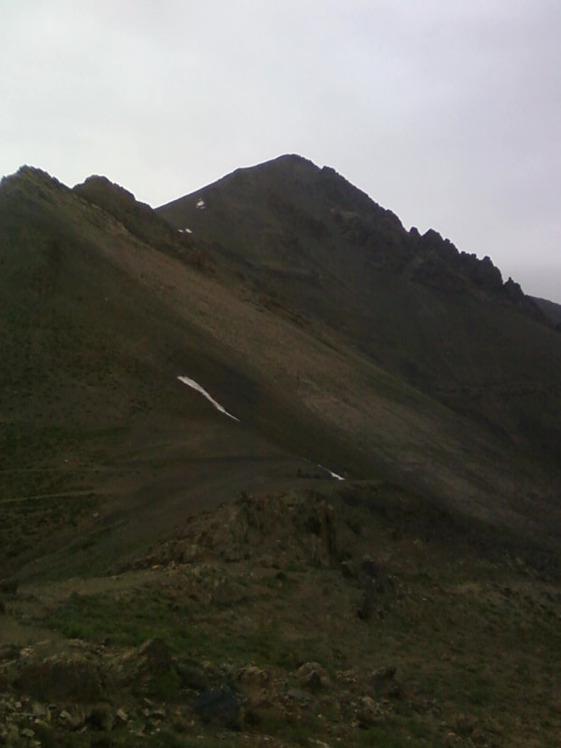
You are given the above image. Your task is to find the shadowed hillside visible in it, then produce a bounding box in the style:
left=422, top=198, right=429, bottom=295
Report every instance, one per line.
left=158, top=155, right=561, bottom=470
left=1, top=159, right=561, bottom=746
left=1, top=160, right=560, bottom=573
left=0, top=166, right=316, bottom=577
left=532, top=295, right=561, bottom=327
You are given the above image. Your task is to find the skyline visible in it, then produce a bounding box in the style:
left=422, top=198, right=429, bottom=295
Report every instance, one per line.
left=2, top=1, right=560, bottom=301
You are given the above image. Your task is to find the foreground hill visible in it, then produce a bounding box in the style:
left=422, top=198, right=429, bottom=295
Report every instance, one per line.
left=1, top=159, right=561, bottom=745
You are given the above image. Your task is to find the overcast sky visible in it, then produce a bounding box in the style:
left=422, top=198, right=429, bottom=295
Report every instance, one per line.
left=2, top=1, right=560, bottom=301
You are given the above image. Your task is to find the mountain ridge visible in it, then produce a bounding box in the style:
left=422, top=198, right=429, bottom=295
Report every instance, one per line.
left=157, top=154, right=547, bottom=319
left=2, top=158, right=561, bottom=746
left=1, top=159, right=560, bottom=556
left=155, top=155, right=561, bottom=470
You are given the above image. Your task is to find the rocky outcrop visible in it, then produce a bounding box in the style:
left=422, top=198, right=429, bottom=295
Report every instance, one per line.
left=16, top=654, right=106, bottom=703
left=73, top=174, right=203, bottom=267
left=136, top=490, right=343, bottom=571
left=409, top=229, right=502, bottom=294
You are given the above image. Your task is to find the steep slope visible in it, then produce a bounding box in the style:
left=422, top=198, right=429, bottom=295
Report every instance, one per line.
left=1, top=163, right=560, bottom=582
left=0, top=167, right=310, bottom=577
left=532, top=295, right=561, bottom=327
left=157, top=155, right=561, bottom=468
left=2, top=161, right=561, bottom=748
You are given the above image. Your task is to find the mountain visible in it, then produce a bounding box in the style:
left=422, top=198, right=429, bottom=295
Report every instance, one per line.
left=532, top=295, right=561, bottom=328
left=157, top=155, right=558, bottom=428
left=1, top=159, right=561, bottom=746
left=157, top=153, right=541, bottom=314
left=157, top=154, right=561, bottom=484
left=0, top=165, right=335, bottom=575
left=2, top=158, right=560, bottom=568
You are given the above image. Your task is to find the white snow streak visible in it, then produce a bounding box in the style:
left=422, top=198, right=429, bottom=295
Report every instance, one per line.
left=178, top=379, right=344, bottom=478
left=318, top=463, right=345, bottom=481
left=178, top=376, right=239, bottom=422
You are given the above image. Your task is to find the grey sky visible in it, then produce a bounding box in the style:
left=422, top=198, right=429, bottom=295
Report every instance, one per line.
left=2, top=1, right=560, bottom=301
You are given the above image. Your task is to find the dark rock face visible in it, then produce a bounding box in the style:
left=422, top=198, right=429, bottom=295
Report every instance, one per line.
left=504, top=277, right=525, bottom=302
left=116, top=638, right=182, bottom=699
left=409, top=229, right=505, bottom=295
left=470, top=255, right=503, bottom=290
left=357, top=557, right=396, bottom=621
left=157, top=154, right=543, bottom=310
left=73, top=174, right=196, bottom=261
left=74, top=175, right=140, bottom=213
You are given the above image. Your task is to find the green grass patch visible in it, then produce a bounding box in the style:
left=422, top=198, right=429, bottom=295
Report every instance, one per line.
left=42, top=586, right=333, bottom=676
left=44, top=592, right=193, bottom=649
left=356, top=723, right=447, bottom=747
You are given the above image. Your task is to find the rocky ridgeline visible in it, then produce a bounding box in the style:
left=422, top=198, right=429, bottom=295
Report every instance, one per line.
left=73, top=174, right=211, bottom=272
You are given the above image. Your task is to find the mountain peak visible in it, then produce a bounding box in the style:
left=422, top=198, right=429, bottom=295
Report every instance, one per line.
left=269, top=153, right=317, bottom=168
left=1, top=164, right=67, bottom=197
left=157, top=154, right=552, bottom=330
left=226, top=153, right=320, bottom=184
left=74, top=174, right=137, bottom=206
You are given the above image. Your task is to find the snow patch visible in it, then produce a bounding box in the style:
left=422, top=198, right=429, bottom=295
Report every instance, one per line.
left=177, top=228, right=193, bottom=234
left=178, top=376, right=239, bottom=422
left=303, top=457, right=346, bottom=481
left=196, top=199, right=206, bottom=210
left=318, top=463, right=345, bottom=481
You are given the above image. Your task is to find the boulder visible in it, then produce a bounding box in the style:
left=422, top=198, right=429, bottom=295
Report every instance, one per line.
left=136, top=638, right=174, bottom=678
left=16, top=655, right=105, bottom=703
left=357, top=695, right=383, bottom=728
left=236, top=664, right=270, bottom=688
left=297, top=662, right=330, bottom=691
